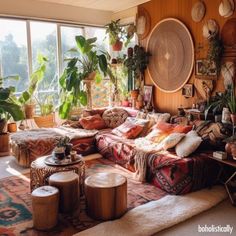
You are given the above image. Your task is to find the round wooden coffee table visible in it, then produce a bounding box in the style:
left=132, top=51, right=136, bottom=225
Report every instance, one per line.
left=30, top=155, right=85, bottom=193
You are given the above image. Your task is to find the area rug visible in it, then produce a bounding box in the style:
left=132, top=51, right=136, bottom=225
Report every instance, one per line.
left=75, top=185, right=227, bottom=236
left=0, top=158, right=167, bottom=235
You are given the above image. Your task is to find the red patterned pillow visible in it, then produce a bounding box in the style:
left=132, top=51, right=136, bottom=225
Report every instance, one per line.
left=79, top=114, right=106, bottom=130
left=112, top=120, right=143, bottom=139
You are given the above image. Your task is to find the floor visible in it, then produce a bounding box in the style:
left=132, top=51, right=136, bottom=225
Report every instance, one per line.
left=1, top=155, right=236, bottom=236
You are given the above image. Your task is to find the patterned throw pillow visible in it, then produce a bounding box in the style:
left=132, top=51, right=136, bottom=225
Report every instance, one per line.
left=161, top=133, right=185, bottom=150
left=102, top=108, right=129, bottom=128
left=79, top=114, right=107, bottom=130
left=175, top=131, right=202, bottom=157
left=146, top=113, right=171, bottom=125
left=112, top=120, right=143, bottom=139
left=82, top=108, right=106, bottom=117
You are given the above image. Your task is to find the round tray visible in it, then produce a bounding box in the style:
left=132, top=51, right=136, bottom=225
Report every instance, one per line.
left=44, top=155, right=82, bottom=166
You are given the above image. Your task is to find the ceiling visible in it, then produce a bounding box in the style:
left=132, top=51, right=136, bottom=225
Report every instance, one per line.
left=37, top=0, right=150, bottom=12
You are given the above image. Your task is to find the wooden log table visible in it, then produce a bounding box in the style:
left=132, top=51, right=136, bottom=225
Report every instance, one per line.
left=85, top=172, right=127, bottom=220
left=30, top=155, right=85, bottom=193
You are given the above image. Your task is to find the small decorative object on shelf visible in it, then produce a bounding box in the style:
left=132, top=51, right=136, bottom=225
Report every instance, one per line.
left=53, top=146, right=65, bottom=160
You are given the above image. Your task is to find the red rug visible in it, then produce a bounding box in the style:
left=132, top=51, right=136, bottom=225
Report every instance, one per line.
left=0, top=158, right=167, bottom=235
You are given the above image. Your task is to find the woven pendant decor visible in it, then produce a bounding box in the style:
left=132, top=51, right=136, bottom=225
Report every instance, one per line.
left=147, top=18, right=194, bottom=93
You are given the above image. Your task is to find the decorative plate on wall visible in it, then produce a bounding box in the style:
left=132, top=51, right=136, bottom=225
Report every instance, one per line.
left=147, top=18, right=194, bottom=93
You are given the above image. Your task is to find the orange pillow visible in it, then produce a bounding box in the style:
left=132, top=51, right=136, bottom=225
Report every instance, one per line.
left=173, top=124, right=192, bottom=134
left=79, top=114, right=106, bottom=130
left=153, top=122, right=176, bottom=133
left=112, top=121, right=143, bottom=139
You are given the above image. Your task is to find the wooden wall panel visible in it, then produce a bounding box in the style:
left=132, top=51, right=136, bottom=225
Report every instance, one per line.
left=139, top=0, right=236, bottom=114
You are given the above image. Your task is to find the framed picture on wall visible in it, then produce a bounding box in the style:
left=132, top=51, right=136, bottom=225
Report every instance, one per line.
left=182, top=84, right=194, bottom=98
left=143, top=85, right=153, bottom=104
left=195, top=59, right=217, bottom=79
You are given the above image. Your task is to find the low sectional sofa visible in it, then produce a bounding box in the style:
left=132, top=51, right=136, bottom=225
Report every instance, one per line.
left=11, top=107, right=229, bottom=195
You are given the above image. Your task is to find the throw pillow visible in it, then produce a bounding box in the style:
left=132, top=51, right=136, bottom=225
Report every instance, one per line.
left=161, top=133, right=185, bottom=150
left=126, top=117, right=150, bottom=137
left=79, top=114, right=106, bottom=130
left=112, top=120, right=143, bottom=139
left=145, top=128, right=169, bottom=143
left=102, top=108, right=129, bottom=128
left=175, top=131, right=202, bottom=157
left=82, top=108, right=106, bottom=117
left=172, top=124, right=192, bottom=134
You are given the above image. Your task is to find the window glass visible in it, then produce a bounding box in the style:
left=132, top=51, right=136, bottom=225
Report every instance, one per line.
left=60, top=26, right=83, bottom=69
left=30, top=21, right=58, bottom=102
left=0, top=19, right=29, bottom=93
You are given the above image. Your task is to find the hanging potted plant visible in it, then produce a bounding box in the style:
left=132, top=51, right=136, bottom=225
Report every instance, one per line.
left=59, top=35, right=111, bottom=119
left=18, top=54, right=48, bottom=119
left=105, top=19, right=135, bottom=51
left=0, top=76, right=24, bottom=155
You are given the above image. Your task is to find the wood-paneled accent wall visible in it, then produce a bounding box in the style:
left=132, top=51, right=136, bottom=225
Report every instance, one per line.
left=139, top=0, right=236, bottom=114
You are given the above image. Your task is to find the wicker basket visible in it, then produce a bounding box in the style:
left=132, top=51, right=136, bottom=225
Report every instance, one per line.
left=34, top=113, right=55, bottom=128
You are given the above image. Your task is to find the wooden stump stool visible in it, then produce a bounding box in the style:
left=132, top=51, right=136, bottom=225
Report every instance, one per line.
left=85, top=172, right=127, bottom=220
left=32, top=185, right=59, bottom=230
left=49, top=171, right=79, bottom=213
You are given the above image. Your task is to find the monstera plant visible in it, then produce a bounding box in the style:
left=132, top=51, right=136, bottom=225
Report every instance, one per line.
left=59, top=35, right=110, bottom=119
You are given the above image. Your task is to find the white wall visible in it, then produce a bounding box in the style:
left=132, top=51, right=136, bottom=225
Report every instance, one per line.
left=0, top=0, right=112, bottom=26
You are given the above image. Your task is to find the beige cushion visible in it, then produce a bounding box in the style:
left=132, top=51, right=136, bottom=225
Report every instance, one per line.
left=146, top=113, right=171, bottom=126
left=102, top=108, right=129, bottom=128
left=162, top=133, right=185, bottom=150
left=175, top=131, right=202, bottom=157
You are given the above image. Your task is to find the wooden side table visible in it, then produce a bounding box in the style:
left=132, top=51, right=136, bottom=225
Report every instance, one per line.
left=209, top=156, right=236, bottom=206
left=30, top=155, right=85, bottom=194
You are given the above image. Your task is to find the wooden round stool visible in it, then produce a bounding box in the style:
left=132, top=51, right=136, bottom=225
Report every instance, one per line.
left=49, top=171, right=79, bottom=213
left=32, top=185, right=59, bottom=230
left=85, top=172, right=127, bottom=220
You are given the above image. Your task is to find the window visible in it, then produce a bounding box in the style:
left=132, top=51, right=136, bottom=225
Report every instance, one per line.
left=30, top=21, right=58, bottom=101
left=0, top=19, right=29, bottom=93
left=60, top=25, right=83, bottom=69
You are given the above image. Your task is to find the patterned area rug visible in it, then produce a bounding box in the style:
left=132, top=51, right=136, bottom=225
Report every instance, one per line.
left=0, top=158, right=167, bottom=235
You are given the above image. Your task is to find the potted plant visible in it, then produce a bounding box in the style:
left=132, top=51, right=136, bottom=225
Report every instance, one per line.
left=227, top=85, right=236, bottom=124
left=18, top=54, right=48, bottom=119
left=34, top=95, right=55, bottom=128
left=0, top=76, right=24, bottom=155
left=105, top=19, right=135, bottom=51
left=59, top=35, right=110, bottom=119
left=124, top=45, right=151, bottom=91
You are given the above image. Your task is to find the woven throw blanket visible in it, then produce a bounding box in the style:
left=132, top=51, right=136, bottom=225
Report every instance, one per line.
left=11, top=127, right=98, bottom=144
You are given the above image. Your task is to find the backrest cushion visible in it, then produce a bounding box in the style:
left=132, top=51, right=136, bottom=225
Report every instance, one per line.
left=102, top=108, right=129, bottom=128
left=79, top=114, right=107, bottom=130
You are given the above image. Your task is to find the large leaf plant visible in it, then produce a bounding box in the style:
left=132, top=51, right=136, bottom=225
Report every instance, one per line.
left=59, top=35, right=111, bottom=119
left=0, top=76, right=24, bottom=133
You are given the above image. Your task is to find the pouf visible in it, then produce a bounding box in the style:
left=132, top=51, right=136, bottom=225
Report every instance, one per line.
left=49, top=172, right=79, bottom=213
left=32, top=185, right=59, bottom=230
left=85, top=172, right=127, bottom=220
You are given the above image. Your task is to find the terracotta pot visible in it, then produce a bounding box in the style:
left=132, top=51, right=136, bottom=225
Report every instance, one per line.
left=136, top=101, right=143, bottom=110
left=231, top=143, right=236, bottom=160
left=130, top=90, right=139, bottom=100
left=0, top=119, right=7, bottom=133
left=0, top=133, right=10, bottom=155
left=122, top=100, right=129, bottom=107
left=112, top=40, right=123, bottom=51
left=34, top=114, right=55, bottom=128
left=225, top=142, right=233, bottom=154
left=24, top=104, right=35, bottom=119
left=231, top=113, right=236, bottom=124
left=8, top=122, right=17, bottom=132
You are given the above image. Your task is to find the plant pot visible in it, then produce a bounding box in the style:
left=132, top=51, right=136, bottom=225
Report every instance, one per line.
left=231, top=113, right=236, bottom=125
left=112, top=40, right=123, bottom=51
left=8, top=122, right=17, bottom=132
left=136, top=101, right=143, bottom=110
left=0, top=132, right=10, bottom=155
left=0, top=119, right=7, bottom=133
left=122, top=100, right=129, bottom=107
left=34, top=114, right=55, bottom=128
left=130, top=90, right=139, bottom=100
left=25, top=104, right=35, bottom=119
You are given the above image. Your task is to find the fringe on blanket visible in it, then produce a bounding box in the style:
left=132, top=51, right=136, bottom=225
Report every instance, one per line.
left=134, top=150, right=149, bottom=182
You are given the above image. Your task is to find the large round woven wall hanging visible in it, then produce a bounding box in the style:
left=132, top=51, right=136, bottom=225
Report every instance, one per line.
left=147, top=18, right=194, bottom=93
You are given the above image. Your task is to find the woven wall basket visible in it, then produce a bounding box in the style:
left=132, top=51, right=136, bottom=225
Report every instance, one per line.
left=147, top=18, right=194, bottom=93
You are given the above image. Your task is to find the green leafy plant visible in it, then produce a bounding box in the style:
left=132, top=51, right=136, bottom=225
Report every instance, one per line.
left=124, top=45, right=151, bottom=91
left=0, top=76, right=24, bottom=133
left=105, top=19, right=135, bottom=47
left=59, top=35, right=110, bottom=119
left=227, top=85, right=236, bottom=114
left=18, top=54, right=48, bottom=105
left=35, top=94, right=54, bottom=116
